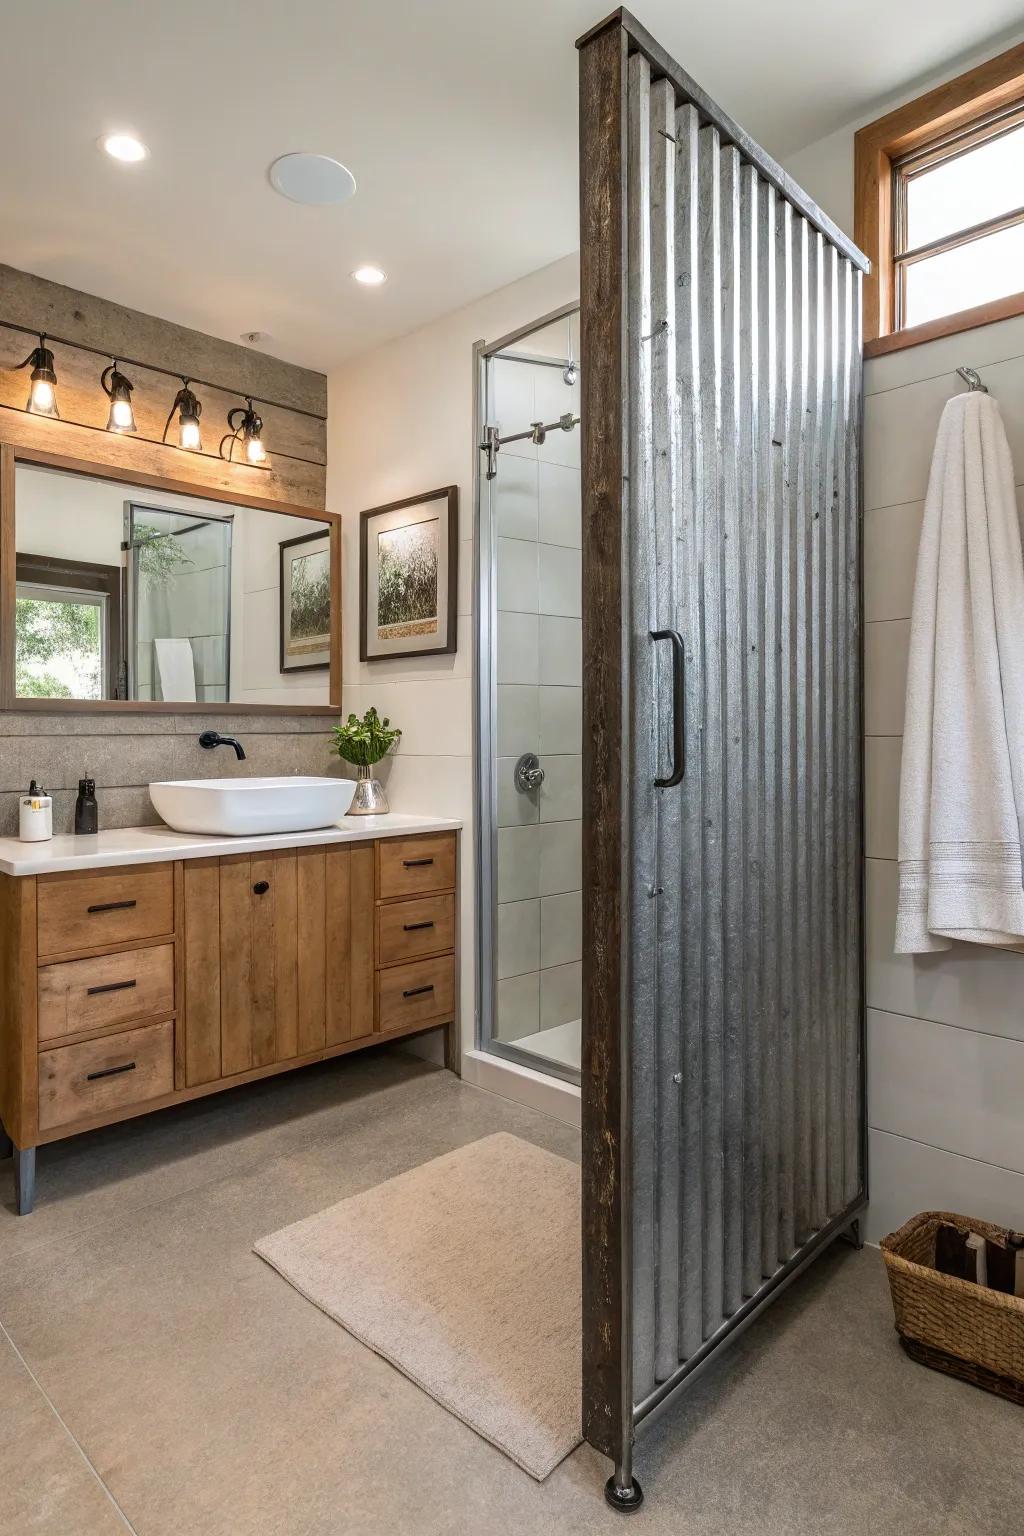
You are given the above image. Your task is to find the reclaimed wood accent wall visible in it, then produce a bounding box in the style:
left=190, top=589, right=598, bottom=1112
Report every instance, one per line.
left=0, top=264, right=326, bottom=509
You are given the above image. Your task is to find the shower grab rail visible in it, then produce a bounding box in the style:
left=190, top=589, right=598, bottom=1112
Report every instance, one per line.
left=479, top=412, right=580, bottom=478
left=650, top=629, right=685, bottom=788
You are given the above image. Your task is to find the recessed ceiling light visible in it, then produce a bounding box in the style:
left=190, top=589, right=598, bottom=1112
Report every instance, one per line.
left=101, top=132, right=148, bottom=163
left=269, top=153, right=356, bottom=206
left=351, top=265, right=387, bottom=286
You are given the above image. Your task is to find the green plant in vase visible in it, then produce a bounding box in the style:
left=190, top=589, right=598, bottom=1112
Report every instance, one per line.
left=331, top=707, right=401, bottom=816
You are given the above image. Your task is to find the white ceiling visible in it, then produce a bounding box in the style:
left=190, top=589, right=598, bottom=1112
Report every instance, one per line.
left=3, top=1, right=1022, bottom=373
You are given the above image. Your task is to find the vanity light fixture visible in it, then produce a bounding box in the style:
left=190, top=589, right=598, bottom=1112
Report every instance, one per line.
left=18, top=335, right=60, bottom=418
left=163, top=379, right=203, bottom=451
left=351, top=264, right=387, bottom=286
left=101, top=360, right=137, bottom=433
left=220, top=397, right=268, bottom=466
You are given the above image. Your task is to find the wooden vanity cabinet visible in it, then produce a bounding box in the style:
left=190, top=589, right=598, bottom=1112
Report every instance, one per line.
left=0, top=830, right=458, bottom=1214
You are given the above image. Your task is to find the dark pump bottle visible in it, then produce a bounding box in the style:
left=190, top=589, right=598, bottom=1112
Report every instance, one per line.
left=74, top=777, right=98, bottom=835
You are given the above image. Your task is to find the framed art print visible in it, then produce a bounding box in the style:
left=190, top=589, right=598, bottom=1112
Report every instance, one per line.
left=280, top=529, right=332, bottom=672
left=359, top=485, right=458, bottom=662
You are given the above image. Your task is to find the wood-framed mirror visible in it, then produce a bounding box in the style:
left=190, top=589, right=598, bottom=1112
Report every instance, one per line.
left=0, top=442, right=341, bottom=714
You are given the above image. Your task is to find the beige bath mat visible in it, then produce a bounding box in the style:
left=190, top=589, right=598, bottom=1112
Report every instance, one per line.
left=254, top=1132, right=582, bottom=1480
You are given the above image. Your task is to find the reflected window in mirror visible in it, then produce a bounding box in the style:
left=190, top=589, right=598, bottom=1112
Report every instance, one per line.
left=12, top=462, right=334, bottom=708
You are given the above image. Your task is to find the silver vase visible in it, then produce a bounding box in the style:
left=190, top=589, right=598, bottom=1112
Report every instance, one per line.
left=347, top=763, right=389, bottom=816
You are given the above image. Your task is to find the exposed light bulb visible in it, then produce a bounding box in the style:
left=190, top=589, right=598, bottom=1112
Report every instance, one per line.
left=102, top=133, right=148, bottom=163
left=245, top=433, right=266, bottom=465
left=220, top=398, right=268, bottom=467
left=163, top=380, right=203, bottom=452
left=351, top=264, right=387, bottom=286
left=102, top=361, right=137, bottom=434
left=22, top=337, right=59, bottom=418
left=30, top=377, right=56, bottom=414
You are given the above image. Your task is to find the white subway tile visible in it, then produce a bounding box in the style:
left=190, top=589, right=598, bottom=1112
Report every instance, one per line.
left=541, top=890, right=582, bottom=969
left=868, top=1008, right=1024, bottom=1176
left=493, top=456, right=538, bottom=541
left=539, top=755, right=582, bottom=822
left=496, top=611, right=539, bottom=685
left=864, top=620, right=909, bottom=737
left=496, top=685, right=539, bottom=758
left=865, top=735, right=901, bottom=861
left=497, top=537, right=539, bottom=614
left=866, top=1127, right=1024, bottom=1245
left=539, top=616, right=581, bottom=686
left=865, top=858, right=1024, bottom=1044
left=497, top=897, right=540, bottom=980
left=864, top=311, right=1024, bottom=396
left=539, top=544, right=582, bottom=619
left=539, top=685, right=582, bottom=754
left=864, top=501, right=922, bottom=623
left=541, top=961, right=582, bottom=1030
left=539, top=462, right=581, bottom=549
left=496, top=972, right=540, bottom=1041
left=498, top=824, right=541, bottom=903
left=539, top=818, right=582, bottom=896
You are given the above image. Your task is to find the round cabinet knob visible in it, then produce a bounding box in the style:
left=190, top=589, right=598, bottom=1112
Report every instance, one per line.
left=253, top=881, right=270, bottom=895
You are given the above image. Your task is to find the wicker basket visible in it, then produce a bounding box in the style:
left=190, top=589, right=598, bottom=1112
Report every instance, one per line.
left=881, top=1210, right=1024, bottom=1405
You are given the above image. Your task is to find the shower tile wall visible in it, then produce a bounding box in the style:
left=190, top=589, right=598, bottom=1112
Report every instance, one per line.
left=492, top=355, right=582, bottom=1044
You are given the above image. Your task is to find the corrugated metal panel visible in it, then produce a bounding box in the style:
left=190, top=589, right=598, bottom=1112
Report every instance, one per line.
left=625, top=51, right=864, bottom=1409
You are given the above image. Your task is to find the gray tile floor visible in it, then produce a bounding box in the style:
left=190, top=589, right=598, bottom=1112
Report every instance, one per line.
left=1, top=1051, right=1018, bottom=1535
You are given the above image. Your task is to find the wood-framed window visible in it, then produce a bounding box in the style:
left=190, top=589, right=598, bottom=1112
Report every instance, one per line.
left=855, top=41, right=1024, bottom=357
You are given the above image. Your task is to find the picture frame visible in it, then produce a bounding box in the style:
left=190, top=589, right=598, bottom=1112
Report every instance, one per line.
left=279, top=528, right=332, bottom=673
left=359, top=485, right=458, bottom=662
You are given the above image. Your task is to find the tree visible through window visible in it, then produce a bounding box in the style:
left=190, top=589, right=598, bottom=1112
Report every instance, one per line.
left=15, top=590, right=103, bottom=699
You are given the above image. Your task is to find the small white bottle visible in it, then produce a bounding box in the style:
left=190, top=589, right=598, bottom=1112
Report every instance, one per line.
left=19, top=780, right=53, bottom=843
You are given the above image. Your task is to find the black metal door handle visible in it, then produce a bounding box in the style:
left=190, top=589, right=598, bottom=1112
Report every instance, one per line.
left=253, top=881, right=270, bottom=895
left=87, top=899, right=137, bottom=914
left=403, top=984, right=435, bottom=998
left=651, top=629, right=685, bottom=788
left=402, top=857, right=434, bottom=868
left=86, top=979, right=137, bottom=996
left=403, top=921, right=435, bottom=932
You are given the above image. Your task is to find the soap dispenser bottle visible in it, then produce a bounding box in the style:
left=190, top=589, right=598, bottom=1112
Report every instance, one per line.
left=19, top=780, right=53, bottom=842
left=74, top=777, right=98, bottom=836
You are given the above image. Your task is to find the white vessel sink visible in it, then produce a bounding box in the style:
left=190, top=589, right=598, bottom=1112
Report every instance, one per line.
left=149, top=776, right=356, bottom=836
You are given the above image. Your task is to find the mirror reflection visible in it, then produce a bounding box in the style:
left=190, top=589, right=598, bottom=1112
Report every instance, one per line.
left=14, top=463, right=333, bottom=705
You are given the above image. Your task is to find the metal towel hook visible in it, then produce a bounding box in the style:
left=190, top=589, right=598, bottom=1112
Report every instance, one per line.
left=955, top=365, right=988, bottom=393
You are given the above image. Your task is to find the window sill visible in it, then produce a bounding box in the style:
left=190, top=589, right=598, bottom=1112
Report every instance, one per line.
left=864, top=290, right=1024, bottom=359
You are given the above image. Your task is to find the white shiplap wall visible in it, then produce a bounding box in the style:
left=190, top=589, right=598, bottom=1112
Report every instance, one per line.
left=863, top=312, right=1024, bottom=1241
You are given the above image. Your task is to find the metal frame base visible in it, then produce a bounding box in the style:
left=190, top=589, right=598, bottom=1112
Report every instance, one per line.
left=605, top=1475, right=645, bottom=1514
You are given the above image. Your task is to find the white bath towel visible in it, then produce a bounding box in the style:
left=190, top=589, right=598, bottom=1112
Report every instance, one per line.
left=895, top=390, right=1024, bottom=953
left=153, top=637, right=197, bottom=702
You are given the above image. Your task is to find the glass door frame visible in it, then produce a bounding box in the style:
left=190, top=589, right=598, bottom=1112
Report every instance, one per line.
left=472, top=300, right=581, bottom=1087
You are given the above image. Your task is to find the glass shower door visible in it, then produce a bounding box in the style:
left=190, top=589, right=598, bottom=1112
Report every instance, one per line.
left=125, top=503, right=232, bottom=702
left=477, top=307, right=583, bottom=1083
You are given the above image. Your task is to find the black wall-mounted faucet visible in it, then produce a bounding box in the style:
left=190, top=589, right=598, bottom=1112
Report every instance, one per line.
left=198, top=730, right=247, bottom=761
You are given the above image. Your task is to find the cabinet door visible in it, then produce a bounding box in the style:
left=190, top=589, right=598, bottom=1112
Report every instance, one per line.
left=183, top=844, right=376, bottom=1088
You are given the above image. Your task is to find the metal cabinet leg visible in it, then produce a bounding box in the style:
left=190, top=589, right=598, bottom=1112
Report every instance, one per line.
left=605, top=1453, right=645, bottom=1514
left=13, top=1147, right=36, bottom=1216
left=839, top=1217, right=864, bottom=1251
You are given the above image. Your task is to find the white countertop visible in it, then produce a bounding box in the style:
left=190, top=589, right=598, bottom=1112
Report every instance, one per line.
left=0, top=814, right=462, bottom=876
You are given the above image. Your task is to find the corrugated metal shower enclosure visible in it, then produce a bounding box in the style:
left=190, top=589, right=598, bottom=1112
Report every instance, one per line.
left=577, top=10, right=869, bottom=1504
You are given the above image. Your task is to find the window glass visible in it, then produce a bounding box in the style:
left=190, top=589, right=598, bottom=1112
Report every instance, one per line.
left=903, top=221, right=1024, bottom=327
left=905, top=120, right=1024, bottom=250
left=15, top=588, right=103, bottom=699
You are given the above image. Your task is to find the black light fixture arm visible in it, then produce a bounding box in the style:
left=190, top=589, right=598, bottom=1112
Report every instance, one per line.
left=162, top=378, right=201, bottom=444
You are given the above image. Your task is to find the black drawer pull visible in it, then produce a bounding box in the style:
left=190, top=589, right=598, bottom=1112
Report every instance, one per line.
left=253, top=881, right=270, bottom=895
left=86, top=1061, right=137, bottom=1083
left=87, top=899, right=137, bottom=914
left=402, top=857, right=434, bottom=868
left=403, top=920, right=435, bottom=932
left=86, top=979, right=137, bottom=997
left=402, top=984, right=435, bottom=998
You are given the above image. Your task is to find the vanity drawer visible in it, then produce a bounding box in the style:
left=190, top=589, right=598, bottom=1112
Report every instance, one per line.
left=37, top=865, right=175, bottom=958
left=377, top=953, right=455, bottom=1032
left=377, top=834, right=456, bottom=900
left=37, top=1019, right=174, bottom=1132
left=376, top=893, right=455, bottom=966
left=37, top=944, right=175, bottom=1044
